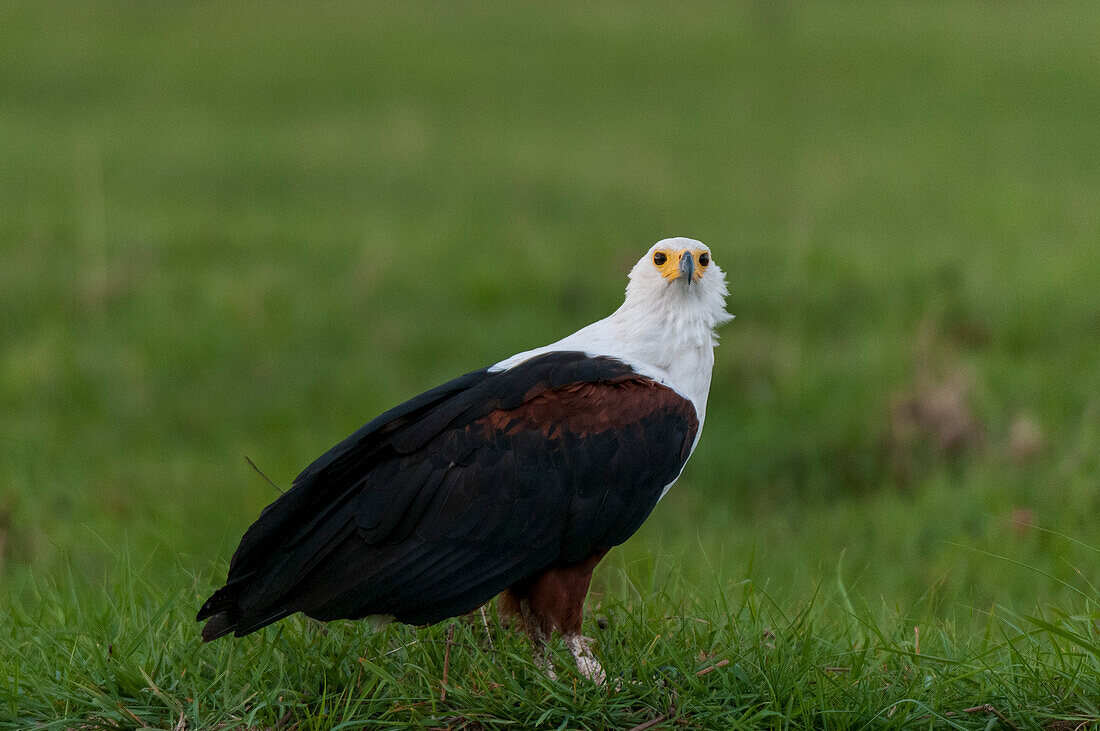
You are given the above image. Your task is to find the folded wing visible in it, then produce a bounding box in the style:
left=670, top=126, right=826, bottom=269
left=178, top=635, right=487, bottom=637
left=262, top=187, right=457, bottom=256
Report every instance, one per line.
left=198, top=351, right=698, bottom=640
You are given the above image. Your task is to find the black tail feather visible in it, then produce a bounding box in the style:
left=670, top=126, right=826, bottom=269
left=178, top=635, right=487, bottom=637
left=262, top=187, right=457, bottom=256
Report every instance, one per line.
left=198, top=583, right=240, bottom=641
left=200, top=611, right=234, bottom=642
left=198, top=583, right=296, bottom=640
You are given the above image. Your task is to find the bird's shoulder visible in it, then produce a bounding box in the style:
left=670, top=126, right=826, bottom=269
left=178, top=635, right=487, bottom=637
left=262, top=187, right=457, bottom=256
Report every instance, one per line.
left=296, top=350, right=695, bottom=484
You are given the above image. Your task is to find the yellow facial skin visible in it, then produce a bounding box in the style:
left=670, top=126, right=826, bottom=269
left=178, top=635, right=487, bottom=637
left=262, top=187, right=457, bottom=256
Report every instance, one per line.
left=651, top=248, right=710, bottom=281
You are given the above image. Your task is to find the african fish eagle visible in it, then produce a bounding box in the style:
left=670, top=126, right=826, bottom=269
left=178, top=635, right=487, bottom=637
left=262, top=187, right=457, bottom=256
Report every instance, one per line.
left=198, top=237, right=732, bottom=683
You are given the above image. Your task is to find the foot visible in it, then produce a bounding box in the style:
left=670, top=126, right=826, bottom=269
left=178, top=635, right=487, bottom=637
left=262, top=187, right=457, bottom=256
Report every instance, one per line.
left=519, top=600, right=558, bottom=680
left=533, top=650, right=558, bottom=681
left=565, top=634, right=607, bottom=685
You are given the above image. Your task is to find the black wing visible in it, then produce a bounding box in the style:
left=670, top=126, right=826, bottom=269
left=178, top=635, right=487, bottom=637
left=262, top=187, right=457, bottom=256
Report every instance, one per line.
left=198, top=351, right=698, bottom=639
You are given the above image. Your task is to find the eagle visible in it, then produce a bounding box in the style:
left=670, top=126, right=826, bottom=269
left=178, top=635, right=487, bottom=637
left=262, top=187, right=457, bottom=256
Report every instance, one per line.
left=198, top=237, right=732, bottom=683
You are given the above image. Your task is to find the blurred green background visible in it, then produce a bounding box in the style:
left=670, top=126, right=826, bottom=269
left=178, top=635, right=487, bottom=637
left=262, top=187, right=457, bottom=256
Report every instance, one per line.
left=2, top=1, right=1099, bottom=618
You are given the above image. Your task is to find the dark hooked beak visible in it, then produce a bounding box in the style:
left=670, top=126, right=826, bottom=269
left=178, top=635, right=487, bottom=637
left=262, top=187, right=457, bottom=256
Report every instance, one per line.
left=678, top=250, right=695, bottom=283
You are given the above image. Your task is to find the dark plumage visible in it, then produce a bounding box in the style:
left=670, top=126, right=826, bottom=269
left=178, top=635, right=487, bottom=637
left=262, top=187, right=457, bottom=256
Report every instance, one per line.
left=199, top=239, right=732, bottom=682
left=198, top=352, right=698, bottom=641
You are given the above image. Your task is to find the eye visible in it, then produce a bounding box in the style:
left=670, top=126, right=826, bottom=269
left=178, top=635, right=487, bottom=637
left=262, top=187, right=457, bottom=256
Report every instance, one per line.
left=698, top=252, right=710, bottom=266
left=653, top=252, right=667, bottom=266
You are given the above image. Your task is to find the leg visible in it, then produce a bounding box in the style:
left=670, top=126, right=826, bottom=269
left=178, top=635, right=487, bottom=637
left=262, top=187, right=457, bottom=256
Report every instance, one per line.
left=504, top=550, right=609, bottom=683
left=519, top=598, right=557, bottom=680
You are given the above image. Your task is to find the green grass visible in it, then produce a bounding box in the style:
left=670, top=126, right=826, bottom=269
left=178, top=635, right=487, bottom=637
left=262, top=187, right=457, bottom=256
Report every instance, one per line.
left=2, top=1, right=1100, bottom=727
left=5, top=555, right=1100, bottom=729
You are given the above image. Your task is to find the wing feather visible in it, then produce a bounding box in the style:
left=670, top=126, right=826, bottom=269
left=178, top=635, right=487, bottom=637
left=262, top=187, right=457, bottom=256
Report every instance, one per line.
left=198, top=351, right=698, bottom=638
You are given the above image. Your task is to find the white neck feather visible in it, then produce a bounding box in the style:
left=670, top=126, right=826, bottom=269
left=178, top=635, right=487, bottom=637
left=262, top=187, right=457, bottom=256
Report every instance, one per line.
left=491, top=244, right=732, bottom=427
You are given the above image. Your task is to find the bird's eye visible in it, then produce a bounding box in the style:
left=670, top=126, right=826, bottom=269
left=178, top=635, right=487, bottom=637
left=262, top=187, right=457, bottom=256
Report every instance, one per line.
left=699, top=253, right=710, bottom=266
left=653, top=252, right=667, bottom=266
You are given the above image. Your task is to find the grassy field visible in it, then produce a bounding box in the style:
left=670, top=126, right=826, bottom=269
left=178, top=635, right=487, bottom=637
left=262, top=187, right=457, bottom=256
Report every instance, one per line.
left=3, top=2, right=1100, bottom=728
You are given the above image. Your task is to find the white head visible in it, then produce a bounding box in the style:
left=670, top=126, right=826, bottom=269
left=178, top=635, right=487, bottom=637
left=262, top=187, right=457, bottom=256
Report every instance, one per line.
left=620, top=237, right=733, bottom=347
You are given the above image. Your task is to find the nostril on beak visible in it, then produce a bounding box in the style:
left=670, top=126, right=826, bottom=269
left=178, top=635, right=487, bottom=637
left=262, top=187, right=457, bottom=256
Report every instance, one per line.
left=678, top=251, right=695, bottom=282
